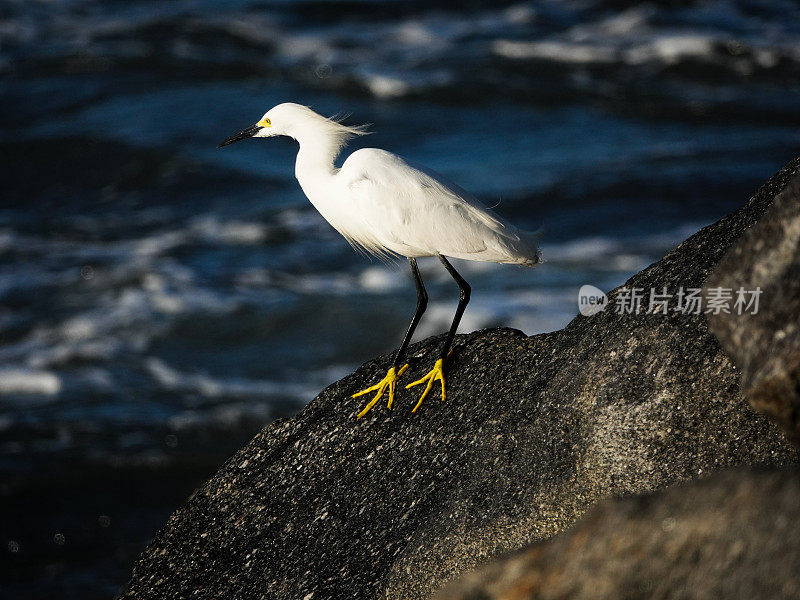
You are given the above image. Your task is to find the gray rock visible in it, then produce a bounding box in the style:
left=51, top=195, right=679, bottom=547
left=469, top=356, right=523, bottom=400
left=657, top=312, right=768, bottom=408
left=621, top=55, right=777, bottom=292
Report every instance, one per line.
left=119, top=158, right=800, bottom=600
left=706, top=174, right=800, bottom=447
left=436, top=467, right=800, bottom=600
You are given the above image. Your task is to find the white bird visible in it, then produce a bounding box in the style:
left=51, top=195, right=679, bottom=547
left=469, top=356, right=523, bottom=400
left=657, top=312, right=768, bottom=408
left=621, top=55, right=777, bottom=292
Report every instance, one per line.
left=219, top=103, right=542, bottom=418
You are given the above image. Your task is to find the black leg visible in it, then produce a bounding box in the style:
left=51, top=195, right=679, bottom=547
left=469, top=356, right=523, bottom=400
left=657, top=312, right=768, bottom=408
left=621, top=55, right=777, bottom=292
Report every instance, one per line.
left=353, top=258, right=431, bottom=417
left=394, top=258, right=428, bottom=367
left=437, top=254, right=471, bottom=358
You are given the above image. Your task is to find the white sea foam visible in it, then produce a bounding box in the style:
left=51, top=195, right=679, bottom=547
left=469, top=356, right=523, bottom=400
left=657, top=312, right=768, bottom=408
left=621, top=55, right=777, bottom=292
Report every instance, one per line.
left=146, top=358, right=309, bottom=400
left=491, top=0, right=800, bottom=82
left=363, top=74, right=412, bottom=99
left=0, top=369, right=62, bottom=396
left=190, top=216, right=270, bottom=245
left=625, top=35, right=717, bottom=65
left=493, top=40, right=619, bottom=64
left=416, top=284, right=579, bottom=340
left=358, top=266, right=404, bottom=292
left=168, top=402, right=273, bottom=430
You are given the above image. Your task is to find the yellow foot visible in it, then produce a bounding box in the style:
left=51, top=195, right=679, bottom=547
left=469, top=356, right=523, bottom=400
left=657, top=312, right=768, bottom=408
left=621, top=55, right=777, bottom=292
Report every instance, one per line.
left=406, top=358, right=446, bottom=413
left=353, top=364, right=409, bottom=419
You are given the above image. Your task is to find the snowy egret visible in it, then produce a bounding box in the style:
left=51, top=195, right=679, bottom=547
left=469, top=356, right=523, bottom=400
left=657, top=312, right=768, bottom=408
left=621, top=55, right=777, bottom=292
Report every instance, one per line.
left=219, top=103, right=542, bottom=418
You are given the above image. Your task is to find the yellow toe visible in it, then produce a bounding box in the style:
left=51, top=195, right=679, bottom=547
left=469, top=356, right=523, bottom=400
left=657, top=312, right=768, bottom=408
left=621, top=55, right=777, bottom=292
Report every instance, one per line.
left=406, top=358, right=446, bottom=413
left=354, top=364, right=409, bottom=419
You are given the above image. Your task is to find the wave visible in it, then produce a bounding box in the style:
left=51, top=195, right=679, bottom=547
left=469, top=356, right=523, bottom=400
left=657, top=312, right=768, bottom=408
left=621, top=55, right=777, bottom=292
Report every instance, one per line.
left=3, top=1, right=800, bottom=119
left=0, top=369, right=62, bottom=397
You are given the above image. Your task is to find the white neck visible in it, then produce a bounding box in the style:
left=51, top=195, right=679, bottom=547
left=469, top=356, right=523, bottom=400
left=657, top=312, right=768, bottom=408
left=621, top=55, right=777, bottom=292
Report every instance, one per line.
left=291, top=128, right=351, bottom=232
left=294, top=131, right=342, bottom=185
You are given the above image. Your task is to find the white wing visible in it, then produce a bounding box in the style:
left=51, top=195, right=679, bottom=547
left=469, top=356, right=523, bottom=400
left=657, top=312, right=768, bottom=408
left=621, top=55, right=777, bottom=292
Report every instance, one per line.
left=338, top=148, right=535, bottom=262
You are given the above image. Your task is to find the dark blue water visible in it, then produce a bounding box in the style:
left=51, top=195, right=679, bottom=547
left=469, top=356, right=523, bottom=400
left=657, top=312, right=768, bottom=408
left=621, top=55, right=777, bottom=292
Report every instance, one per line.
left=2, top=0, right=800, bottom=597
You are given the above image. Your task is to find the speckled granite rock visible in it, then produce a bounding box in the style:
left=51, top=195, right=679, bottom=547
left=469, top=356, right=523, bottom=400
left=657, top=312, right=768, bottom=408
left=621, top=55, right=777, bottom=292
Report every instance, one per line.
left=706, top=174, right=800, bottom=447
left=118, top=158, right=800, bottom=600
left=436, top=467, right=800, bottom=600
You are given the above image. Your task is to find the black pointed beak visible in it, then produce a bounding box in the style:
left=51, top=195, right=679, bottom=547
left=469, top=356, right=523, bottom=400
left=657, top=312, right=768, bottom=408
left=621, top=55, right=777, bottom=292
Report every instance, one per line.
left=218, top=124, right=262, bottom=148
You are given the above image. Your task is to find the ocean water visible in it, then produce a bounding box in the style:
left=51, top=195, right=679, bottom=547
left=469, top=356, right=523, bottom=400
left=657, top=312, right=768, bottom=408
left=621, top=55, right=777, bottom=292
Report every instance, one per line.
left=2, top=0, right=800, bottom=597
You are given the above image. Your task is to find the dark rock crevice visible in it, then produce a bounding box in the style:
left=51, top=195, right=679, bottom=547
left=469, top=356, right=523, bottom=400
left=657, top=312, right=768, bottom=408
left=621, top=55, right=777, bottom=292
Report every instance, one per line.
left=707, top=173, right=800, bottom=448
left=437, top=467, right=800, bottom=600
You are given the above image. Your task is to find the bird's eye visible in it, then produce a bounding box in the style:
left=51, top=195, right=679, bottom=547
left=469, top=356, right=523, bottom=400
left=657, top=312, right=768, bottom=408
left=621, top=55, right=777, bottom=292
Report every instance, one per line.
left=258, top=117, right=271, bottom=127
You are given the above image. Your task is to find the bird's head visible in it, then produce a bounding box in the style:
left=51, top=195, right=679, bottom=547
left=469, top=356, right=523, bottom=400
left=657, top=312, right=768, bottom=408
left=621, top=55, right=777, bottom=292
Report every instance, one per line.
left=217, top=103, right=292, bottom=147
left=218, top=103, right=368, bottom=148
